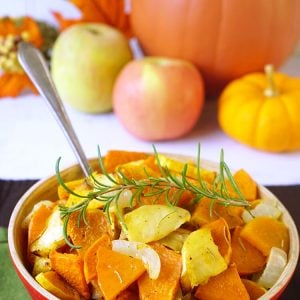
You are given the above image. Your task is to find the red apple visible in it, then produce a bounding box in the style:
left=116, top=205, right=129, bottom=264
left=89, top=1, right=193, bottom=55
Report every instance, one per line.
left=113, top=57, right=205, bottom=140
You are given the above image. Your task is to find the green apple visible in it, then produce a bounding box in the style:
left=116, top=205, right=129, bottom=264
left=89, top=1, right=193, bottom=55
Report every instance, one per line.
left=51, top=23, right=133, bottom=113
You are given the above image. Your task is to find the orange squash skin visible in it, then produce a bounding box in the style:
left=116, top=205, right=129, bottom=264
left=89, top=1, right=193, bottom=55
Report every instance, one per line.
left=218, top=71, right=300, bottom=152
left=130, top=0, right=300, bottom=93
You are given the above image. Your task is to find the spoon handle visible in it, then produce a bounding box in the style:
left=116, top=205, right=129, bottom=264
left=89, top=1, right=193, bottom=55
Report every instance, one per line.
left=18, top=42, right=91, bottom=177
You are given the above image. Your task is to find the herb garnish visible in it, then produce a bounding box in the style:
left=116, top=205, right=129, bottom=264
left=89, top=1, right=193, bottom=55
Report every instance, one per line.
left=57, top=145, right=250, bottom=248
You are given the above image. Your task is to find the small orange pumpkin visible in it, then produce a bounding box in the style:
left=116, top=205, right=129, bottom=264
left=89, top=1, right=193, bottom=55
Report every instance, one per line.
left=218, top=65, right=300, bottom=152
left=130, top=0, right=300, bottom=93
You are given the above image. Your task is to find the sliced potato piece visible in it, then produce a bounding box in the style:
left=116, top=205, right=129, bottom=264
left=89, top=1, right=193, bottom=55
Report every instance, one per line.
left=36, top=271, right=80, bottom=300
left=124, top=204, right=190, bottom=243
left=65, top=180, right=92, bottom=207
left=254, top=247, right=287, bottom=289
left=32, top=256, right=51, bottom=277
left=157, top=154, right=216, bottom=183
left=58, top=178, right=85, bottom=200
left=112, top=240, right=161, bottom=279
left=158, top=228, right=191, bottom=252
left=181, top=227, right=227, bottom=288
left=66, top=173, right=117, bottom=210
left=30, top=207, right=65, bottom=257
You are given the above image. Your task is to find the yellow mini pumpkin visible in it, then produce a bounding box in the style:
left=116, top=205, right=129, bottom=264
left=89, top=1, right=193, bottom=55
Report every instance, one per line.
left=218, top=65, right=300, bottom=152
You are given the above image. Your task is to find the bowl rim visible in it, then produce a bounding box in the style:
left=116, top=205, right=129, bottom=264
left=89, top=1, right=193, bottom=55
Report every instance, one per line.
left=8, top=155, right=300, bottom=300
left=8, top=174, right=61, bottom=300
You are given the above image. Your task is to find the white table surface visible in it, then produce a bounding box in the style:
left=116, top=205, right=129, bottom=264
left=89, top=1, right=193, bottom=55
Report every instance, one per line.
left=0, top=1, right=299, bottom=185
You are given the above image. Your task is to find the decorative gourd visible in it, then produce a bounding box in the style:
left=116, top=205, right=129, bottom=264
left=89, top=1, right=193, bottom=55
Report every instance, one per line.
left=218, top=65, right=300, bottom=152
left=0, top=17, right=45, bottom=97
left=130, top=0, right=300, bottom=93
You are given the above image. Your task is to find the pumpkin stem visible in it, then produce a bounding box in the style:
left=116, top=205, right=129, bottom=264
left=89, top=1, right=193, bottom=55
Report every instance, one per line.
left=264, top=64, right=279, bottom=97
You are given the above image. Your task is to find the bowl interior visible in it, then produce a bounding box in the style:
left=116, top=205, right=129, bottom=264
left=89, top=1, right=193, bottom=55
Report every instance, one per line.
left=8, top=159, right=101, bottom=299
left=8, top=156, right=299, bottom=299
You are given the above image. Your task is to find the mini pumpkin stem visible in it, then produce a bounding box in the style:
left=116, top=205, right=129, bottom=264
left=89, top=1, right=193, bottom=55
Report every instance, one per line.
left=264, top=64, right=279, bottom=97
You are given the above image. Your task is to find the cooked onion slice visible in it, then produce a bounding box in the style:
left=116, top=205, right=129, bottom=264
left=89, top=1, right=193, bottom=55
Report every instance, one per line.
left=254, top=247, right=287, bottom=289
left=242, top=202, right=282, bottom=223
left=112, top=240, right=161, bottom=279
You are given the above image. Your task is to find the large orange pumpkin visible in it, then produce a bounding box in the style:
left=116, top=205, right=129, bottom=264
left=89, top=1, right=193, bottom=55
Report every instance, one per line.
left=130, top=0, right=300, bottom=93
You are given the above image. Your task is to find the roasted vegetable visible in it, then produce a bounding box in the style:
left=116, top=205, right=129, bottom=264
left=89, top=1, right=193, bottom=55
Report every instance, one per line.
left=124, top=204, right=190, bottom=243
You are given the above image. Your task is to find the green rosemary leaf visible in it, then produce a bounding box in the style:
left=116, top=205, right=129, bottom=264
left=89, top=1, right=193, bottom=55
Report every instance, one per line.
left=183, top=177, right=214, bottom=199
left=143, top=166, right=153, bottom=179
left=113, top=190, right=127, bottom=230
left=222, top=161, right=247, bottom=202
left=181, top=163, right=189, bottom=188
left=62, top=215, right=81, bottom=249
left=213, top=173, right=221, bottom=191
left=164, top=187, right=174, bottom=207
left=89, top=172, right=113, bottom=189
left=143, top=188, right=165, bottom=197
left=56, top=157, right=87, bottom=199
left=97, top=146, right=119, bottom=185
left=196, top=144, right=210, bottom=192
left=153, top=145, right=168, bottom=179
left=103, top=201, right=112, bottom=224
left=196, top=144, right=204, bottom=187
left=77, top=210, right=81, bottom=228
left=193, top=194, right=204, bottom=204
left=116, top=169, right=133, bottom=185
left=135, top=187, right=144, bottom=205
left=166, top=167, right=185, bottom=188
left=78, top=205, right=89, bottom=227
left=58, top=144, right=251, bottom=247
left=129, top=188, right=140, bottom=207
left=209, top=198, right=216, bottom=217
left=170, top=188, right=184, bottom=206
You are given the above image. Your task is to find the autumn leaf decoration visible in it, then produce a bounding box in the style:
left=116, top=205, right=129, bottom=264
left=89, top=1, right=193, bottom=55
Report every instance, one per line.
left=0, top=17, right=57, bottom=98
left=0, top=0, right=130, bottom=98
left=54, top=0, right=132, bottom=37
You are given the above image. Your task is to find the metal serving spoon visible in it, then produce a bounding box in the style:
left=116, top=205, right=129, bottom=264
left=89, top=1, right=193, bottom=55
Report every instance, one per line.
left=18, top=42, right=91, bottom=177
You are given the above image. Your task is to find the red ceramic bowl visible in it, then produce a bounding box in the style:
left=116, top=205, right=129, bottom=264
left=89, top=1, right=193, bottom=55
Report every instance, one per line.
left=8, top=157, right=299, bottom=299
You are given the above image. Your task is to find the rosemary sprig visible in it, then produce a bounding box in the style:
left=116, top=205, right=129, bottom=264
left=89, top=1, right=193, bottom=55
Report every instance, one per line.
left=57, top=145, right=250, bottom=247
